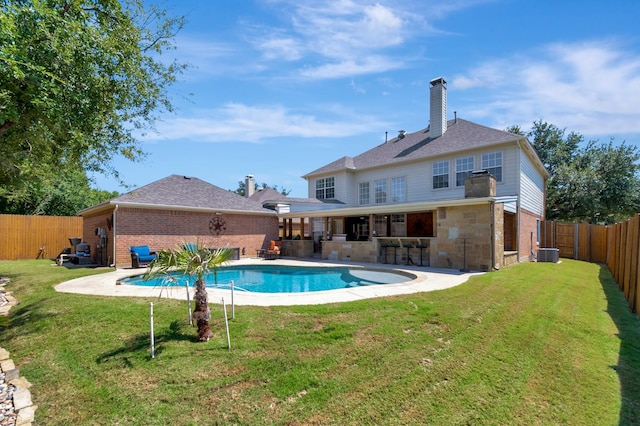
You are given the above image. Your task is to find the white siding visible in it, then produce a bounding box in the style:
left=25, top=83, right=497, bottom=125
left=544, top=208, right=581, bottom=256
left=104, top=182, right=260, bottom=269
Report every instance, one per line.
left=519, top=150, right=545, bottom=215
left=343, top=145, right=521, bottom=206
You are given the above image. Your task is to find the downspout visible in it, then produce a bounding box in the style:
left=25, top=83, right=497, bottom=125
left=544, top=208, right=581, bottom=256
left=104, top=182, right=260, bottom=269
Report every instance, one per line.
left=111, top=204, right=119, bottom=268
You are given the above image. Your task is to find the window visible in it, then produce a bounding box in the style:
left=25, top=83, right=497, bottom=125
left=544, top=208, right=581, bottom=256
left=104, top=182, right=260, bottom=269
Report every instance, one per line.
left=391, top=177, right=406, bottom=202
left=391, top=214, right=406, bottom=237
left=315, top=177, right=335, bottom=199
left=374, top=215, right=388, bottom=237
left=456, top=156, right=474, bottom=186
left=482, top=152, right=503, bottom=182
left=432, top=161, right=449, bottom=189
left=358, top=182, right=370, bottom=205
left=374, top=179, right=387, bottom=204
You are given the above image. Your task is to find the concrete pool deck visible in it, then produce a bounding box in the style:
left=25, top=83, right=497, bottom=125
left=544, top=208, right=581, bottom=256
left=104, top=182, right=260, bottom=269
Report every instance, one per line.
left=54, top=258, right=485, bottom=306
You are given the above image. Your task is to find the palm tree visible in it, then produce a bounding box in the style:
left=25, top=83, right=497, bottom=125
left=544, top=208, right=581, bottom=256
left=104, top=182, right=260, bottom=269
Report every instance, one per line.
left=144, top=243, right=234, bottom=342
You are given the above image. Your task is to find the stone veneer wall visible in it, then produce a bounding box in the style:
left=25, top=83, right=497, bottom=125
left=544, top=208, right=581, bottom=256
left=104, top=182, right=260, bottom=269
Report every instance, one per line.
left=432, top=203, right=504, bottom=271
left=281, top=240, right=314, bottom=258
left=321, top=241, right=378, bottom=263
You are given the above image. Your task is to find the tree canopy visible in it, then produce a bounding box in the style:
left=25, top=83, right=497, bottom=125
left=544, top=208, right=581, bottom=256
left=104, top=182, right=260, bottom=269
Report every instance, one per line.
left=509, top=121, right=640, bottom=224
left=0, top=0, right=185, bottom=214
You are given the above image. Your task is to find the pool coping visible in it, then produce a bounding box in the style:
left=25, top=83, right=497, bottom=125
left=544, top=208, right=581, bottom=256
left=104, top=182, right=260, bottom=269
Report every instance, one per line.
left=54, top=258, right=485, bottom=306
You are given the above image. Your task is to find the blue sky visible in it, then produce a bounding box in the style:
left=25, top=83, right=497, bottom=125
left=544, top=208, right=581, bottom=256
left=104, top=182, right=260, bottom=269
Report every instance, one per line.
left=94, top=0, right=640, bottom=197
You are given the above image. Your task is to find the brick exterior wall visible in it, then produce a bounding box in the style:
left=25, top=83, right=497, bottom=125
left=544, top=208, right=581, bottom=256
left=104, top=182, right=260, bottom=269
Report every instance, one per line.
left=82, top=207, right=279, bottom=267
left=81, top=211, right=113, bottom=265
left=518, top=208, right=542, bottom=262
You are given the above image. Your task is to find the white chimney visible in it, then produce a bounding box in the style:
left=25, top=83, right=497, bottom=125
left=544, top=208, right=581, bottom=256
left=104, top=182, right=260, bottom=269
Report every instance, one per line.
left=429, top=77, right=447, bottom=138
left=245, top=174, right=255, bottom=198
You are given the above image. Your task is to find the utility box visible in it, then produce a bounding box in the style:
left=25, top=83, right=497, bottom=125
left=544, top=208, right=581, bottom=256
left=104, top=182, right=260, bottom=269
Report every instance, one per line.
left=537, top=248, right=559, bottom=263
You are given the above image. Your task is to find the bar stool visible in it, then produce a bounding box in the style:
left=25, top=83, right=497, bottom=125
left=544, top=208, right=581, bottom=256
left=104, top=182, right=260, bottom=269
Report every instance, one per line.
left=403, top=242, right=413, bottom=265
left=388, top=243, right=400, bottom=264
left=415, top=243, right=426, bottom=266
left=381, top=243, right=390, bottom=264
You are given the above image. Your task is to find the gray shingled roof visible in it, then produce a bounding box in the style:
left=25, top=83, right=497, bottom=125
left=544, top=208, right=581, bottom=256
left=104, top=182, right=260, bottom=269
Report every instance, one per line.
left=303, top=118, right=524, bottom=176
left=111, top=174, right=272, bottom=213
left=249, top=187, right=288, bottom=204
left=250, top=187, right=327, bottom=205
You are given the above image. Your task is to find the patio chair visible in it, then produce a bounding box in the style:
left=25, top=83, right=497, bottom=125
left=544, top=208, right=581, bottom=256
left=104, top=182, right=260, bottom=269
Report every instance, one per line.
left=130, top=245, right=157, bottom=268
left=264, top=240, right=281, bottom=260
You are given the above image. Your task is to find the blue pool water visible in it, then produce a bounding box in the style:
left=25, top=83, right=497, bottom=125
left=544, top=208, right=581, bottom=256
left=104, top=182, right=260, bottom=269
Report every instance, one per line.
left=121, top=265, right=414, bottom=293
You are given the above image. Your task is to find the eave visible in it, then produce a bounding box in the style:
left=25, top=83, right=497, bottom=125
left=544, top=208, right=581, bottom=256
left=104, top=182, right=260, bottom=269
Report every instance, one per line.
left=277, top=196, right=518, bottom=219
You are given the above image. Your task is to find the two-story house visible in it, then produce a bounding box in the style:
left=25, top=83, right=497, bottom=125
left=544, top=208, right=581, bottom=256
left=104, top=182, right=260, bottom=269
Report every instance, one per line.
left=279, top=77, right=549, bottom=271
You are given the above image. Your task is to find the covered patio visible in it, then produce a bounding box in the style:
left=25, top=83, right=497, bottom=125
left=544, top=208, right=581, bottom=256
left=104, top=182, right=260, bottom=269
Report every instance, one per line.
left=277, top=195, right=516, bottom=272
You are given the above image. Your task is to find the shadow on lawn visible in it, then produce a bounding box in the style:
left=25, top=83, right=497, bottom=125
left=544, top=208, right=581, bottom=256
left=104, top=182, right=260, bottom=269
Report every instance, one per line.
left=96, top=320, right=195, bottom=365
left=598, top=265, right=640, bottom=424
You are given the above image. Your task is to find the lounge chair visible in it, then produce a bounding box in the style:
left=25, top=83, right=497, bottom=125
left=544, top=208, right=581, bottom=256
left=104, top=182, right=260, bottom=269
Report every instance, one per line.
left=130, top=245, right=157, bottom=268
left=264, top=240, right=281, bottom=260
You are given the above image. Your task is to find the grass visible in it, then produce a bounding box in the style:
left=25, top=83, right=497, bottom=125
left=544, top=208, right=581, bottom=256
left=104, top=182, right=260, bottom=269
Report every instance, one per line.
left=1, top=259, right=639, bottom=425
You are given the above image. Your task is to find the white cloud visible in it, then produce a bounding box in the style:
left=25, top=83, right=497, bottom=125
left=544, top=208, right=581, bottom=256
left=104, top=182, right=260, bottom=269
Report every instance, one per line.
left=453, top=41, right=640, bottom=137
left=145, top=103, right=384, bottom=143
left=258, top=36, right=303, bottom=61
left=298, top=56, right=402, bottom=79
left=250, top=0, right=434, bottom=79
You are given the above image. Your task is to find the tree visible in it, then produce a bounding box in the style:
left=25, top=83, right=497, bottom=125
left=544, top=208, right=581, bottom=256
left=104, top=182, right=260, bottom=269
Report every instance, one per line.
left=0, top=0, right=186, bottom=212
left=0, top=164, right=118, bottom=215
left=514, top=121, right=640, bottom=224
left=144, top=244, right=234, bottom=342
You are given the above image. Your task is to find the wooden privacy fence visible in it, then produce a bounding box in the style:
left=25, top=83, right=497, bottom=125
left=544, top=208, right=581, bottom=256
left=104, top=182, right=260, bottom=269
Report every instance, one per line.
left=606, top=214, right=640, bottom=316
left=0, top=214, right=83, bottom=261
left=540, top=221, right=608, bottom=264
left=542, top=219, right=640, bottom=316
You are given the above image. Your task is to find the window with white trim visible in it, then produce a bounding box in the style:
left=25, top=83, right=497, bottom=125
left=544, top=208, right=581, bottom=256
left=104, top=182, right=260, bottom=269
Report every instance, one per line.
left=358, top=182, right=370, bottom=205
left=391, top=214, right=406, bottom=237
left=374, top=215, right=388, bottom=237
left=482, top=152, right=503, bottom=182
left=374, top=179, right=387, bottom=204
left=315, top=177, right=335, bottom=199
left=432, top=161, right=449, bottom=189
left=391, top=177, right=406, bottom=202
left=456, top=156, right=474, bottom=187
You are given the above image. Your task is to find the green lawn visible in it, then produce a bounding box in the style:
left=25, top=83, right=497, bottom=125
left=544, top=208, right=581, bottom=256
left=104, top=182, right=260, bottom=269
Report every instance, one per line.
left=1, top=259, right=639, bottom=425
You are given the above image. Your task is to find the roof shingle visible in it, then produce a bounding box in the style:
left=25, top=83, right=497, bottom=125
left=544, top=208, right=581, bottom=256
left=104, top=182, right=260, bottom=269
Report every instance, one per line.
left=304, top=118, right=524, bottom=176
left=112, top=174, right=272, bottom=213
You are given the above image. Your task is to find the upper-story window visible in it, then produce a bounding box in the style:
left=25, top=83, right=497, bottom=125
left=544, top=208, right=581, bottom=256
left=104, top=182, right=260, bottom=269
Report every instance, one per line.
left=315, top=177, right=335, bottom=199
left=432, top=160, right=449, bottom=189
left=358, top=182, right=370, bottom=205
left=482, top=152, right=503, bottom=182
left=391, top=177, right=406, bottom=202
left=374, top=179, right=387, bottom=204
left=456, top=156, right=474, bottom=187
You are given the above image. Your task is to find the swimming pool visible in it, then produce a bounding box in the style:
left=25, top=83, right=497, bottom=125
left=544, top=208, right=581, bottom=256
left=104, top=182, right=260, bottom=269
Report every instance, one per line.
left=120, top=265, right=415, bottom=293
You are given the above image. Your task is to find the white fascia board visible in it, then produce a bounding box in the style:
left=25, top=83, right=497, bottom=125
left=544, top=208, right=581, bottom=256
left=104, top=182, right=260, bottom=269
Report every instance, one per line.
left=278, top=196, right=515, bottom=219
left=94, top=201, right=277, bottom=216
